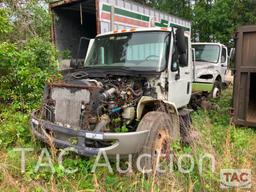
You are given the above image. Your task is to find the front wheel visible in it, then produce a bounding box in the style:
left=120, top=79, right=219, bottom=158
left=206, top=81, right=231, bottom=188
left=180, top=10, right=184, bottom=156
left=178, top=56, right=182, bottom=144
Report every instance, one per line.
left=211, top=81, right=222, bottom=98
left=133, top=111, right=180, bottom=174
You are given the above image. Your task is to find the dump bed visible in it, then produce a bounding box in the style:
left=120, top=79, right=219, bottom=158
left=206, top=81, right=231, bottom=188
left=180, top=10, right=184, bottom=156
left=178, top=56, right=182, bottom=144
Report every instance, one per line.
left=49, top=0, right=191, bottom=63
left=233, top=25, right=256, bottom=127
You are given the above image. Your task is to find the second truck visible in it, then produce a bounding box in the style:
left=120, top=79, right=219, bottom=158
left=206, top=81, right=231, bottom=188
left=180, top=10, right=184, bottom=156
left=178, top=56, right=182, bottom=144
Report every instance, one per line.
left=192, top=42, right=228, bottom=98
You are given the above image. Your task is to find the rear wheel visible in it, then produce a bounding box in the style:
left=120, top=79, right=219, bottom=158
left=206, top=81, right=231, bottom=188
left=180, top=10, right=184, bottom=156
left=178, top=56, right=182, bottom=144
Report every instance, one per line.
left=133, top=111, right=180, bottom=174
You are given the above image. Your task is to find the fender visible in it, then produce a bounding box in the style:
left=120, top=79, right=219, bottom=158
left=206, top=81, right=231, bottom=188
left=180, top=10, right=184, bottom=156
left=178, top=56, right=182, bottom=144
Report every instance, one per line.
left=136, top=96, right=180, bottom=140
left=136, top=96, right=178, bottom=120
left=214, top=69, right=222, bottom=81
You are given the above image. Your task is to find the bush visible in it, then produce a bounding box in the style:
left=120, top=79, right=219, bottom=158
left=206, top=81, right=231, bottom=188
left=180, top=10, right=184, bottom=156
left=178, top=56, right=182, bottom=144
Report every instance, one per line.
left=0, top=37, right=59, bottom=110
left=0, top=8, right=13, bottom=38
left=0, top=106, right=31, bottom=149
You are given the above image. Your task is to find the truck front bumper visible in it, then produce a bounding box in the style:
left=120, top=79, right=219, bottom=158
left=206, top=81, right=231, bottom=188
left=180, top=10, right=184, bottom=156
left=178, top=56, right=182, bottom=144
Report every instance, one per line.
left=31, top=110, right=149, bottom=156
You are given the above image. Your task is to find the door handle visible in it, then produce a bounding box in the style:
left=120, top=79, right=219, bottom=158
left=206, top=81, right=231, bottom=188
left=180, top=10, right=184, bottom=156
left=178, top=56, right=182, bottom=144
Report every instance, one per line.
left=185, top=72, right=190, bottom=75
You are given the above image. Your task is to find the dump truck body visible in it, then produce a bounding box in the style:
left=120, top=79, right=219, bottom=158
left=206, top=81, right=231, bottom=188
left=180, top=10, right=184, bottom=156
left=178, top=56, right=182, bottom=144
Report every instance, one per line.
left=233, top=25, right=256, bottom=127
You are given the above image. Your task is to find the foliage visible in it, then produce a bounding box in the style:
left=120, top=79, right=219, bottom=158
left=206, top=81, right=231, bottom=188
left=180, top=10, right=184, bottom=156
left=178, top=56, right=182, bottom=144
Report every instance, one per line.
left=0, top=1, right=58, bottom=111
left=0, top=38, right=58, bottom=110
left=148, top=0, right=256, bottom=45
left=0, top=106, right=31, bottom=149
left=156, top=0, right=193, bottom=20
left=0, top=8, right=13, bottom=37
left=193, top=0, right=256, bottom=45
left=2, top=0, right=52, bottom=42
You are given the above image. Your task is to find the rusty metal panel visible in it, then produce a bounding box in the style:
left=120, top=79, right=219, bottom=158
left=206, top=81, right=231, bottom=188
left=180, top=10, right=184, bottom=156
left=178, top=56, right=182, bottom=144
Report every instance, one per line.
left=233, top=25, right=256, bottom=127
left=241, top=32, right=256, bottom=67
left=235, top=25, right=256, bottom=69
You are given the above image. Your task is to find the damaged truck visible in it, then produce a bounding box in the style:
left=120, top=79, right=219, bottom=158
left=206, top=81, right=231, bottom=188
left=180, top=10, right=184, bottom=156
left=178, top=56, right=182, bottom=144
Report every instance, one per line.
left=32, top=0, right=196, bottom=170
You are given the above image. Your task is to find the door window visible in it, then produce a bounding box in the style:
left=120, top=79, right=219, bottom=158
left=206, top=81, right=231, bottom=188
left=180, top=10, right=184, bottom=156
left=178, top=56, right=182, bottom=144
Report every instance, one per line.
left=221, top=47, right=227, bottom=63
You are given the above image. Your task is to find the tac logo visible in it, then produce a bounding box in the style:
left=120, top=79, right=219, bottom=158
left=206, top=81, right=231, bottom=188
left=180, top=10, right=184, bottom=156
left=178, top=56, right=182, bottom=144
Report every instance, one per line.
left=220, top=169, right=252, bottom=189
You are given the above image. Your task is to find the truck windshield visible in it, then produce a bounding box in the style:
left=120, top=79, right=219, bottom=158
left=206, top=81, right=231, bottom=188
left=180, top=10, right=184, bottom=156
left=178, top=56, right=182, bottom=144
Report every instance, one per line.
left=192, top=44, right=220, bottom=63
left=85, top=31, right=170, bottom=72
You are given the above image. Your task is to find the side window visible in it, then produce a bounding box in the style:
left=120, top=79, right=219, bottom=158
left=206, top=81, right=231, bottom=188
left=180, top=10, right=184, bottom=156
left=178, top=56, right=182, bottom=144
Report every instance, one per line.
left=172, top=37, right=188, bottom=68
left=221, top=47, right=227, bottom=63
left=180, top=37, right=189, bottom=67
left=171, top=43, right=179, bottom=71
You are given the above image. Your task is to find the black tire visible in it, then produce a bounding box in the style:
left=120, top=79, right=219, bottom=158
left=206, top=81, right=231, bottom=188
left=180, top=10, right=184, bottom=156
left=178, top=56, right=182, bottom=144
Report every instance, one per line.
left=133, top=111, right=180, bottom=174
left=211, top=80, right=222, bottom=98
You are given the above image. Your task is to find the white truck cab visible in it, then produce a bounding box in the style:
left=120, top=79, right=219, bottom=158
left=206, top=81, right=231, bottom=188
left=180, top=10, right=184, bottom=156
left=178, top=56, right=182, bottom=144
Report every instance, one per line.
left=192, top=42, right=228, bottom=97
left=85, top=27, right=193, bottom=109
left=32, top=27, right=193, bottom=159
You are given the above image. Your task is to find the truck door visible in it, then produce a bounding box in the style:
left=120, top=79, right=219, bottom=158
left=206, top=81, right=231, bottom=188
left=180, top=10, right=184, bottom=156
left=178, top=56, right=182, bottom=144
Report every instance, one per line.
left=168, top=35, right=192, bottom=108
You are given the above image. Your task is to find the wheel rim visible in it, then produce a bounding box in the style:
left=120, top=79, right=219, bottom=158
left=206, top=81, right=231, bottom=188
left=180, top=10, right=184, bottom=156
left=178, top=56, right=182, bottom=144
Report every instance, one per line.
left=212, top=87, right=220, bottom=98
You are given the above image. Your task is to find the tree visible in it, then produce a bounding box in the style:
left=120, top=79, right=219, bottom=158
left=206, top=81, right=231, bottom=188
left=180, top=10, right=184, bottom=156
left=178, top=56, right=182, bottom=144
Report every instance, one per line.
left=0, top=0, right=58, bottom=110
left=190, top=0, right=256, bottom=45
left=1, top=0, right=51, bottom=43
left=210, top=0, right=234, bottom=44
left=154, top=0, right=193, bottom=20
left=192, top=0, right=214, bottom=42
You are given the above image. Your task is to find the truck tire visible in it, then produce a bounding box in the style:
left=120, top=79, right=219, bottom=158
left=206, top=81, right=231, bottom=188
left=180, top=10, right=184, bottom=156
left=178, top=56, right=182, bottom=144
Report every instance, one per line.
left=133, top=111, right=179, bottom=175
left=211, top=81, right=222, bottom=98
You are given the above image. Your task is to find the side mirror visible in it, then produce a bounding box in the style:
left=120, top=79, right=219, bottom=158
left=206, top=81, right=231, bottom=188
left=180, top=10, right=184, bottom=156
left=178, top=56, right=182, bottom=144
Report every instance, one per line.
left=179, top=53, right=188, bottom=66
left=176, top=28, right=188, bottom=67
left=176, top=28, right=186, bottom=54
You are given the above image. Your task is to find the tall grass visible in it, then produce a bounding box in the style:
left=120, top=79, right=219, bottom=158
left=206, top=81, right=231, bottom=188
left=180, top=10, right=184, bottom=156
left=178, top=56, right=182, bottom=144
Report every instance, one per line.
left=0, top=87, right=256, bottom=191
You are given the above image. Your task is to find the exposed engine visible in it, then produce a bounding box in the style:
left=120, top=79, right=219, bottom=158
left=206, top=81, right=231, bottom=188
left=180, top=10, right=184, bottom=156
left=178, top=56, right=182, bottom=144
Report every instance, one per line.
left=43, top=74, right=157, bottom=133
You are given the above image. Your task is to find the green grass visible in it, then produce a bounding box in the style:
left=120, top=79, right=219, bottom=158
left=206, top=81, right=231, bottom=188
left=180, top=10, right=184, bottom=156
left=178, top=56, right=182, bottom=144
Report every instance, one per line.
left=0, top=87, right=256, bottom=191
left=192, top=82, right=214, bottom=92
